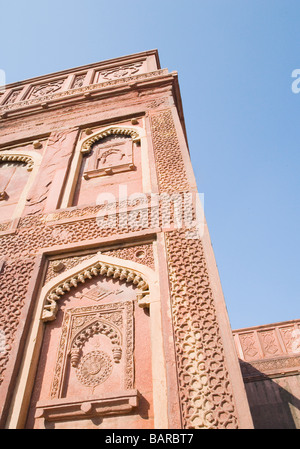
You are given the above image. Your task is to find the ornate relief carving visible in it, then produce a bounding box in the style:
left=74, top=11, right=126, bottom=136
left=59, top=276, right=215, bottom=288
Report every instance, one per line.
left=0, top=106, right=241, bottom=431
left=165, top=229, right=238, bottom=429
left=280, top=327, right=296, bottom=353
left=0, top=218, right=153, bottom=388
left=259, top=330, right=281, bottom=356
left=76, top=350, right=113, bottom=387
left=70, top=320, right=122, bottom=367
left=45, top=254, right=96, bottom=284
left=149, top=108, right=239, bottom=428
left=240, top=355, right=300, bottom=381
left=95, top=62, right=143, bottom=82
left=150, top=110, right=190, bottom=193
left=0, top=258, right=36, bottom=385
left=3, top=90, right=22, bottom=105
left=0, top=221, right=11, bottom=232
left=50, top=301, right=134, bottom=399
left=28, top=79, right=65, bottom=99
left=44, top=245, right=154, bottom=285
left=239, top=333, right=260, bottom=361
left=146, top=97, right=169, bottom=110
left=0, top=69, right=168, bottom=114
left=71, top=74, right=86, bottom=89
left=42, top=259, right=149, bottom=322
left=233, top=322, right=300, bottom=361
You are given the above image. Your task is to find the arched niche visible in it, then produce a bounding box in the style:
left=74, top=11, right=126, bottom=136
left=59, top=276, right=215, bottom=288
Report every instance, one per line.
left=0, top=151, right=41, bottom=221
left=7, top=253, right=168, bottom=430
left=60, top=123, right=150, bottom=209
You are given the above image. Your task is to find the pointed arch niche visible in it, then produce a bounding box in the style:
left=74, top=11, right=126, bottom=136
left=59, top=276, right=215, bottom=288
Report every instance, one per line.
left=59, top=122, right=151, bottom=209
left=7, top=253, right=168, bottom=429
left=0, top=149, right=41, bottom=222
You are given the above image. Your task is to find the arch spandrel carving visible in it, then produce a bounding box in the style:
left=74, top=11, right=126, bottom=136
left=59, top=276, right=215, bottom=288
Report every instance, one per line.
left=0, top=153, right=34, bottom=171
left=41, top=253, right=155, bottom=322
left=0, top=148, right=42, bottom=171
left=80, top=126, right=142, bottom=155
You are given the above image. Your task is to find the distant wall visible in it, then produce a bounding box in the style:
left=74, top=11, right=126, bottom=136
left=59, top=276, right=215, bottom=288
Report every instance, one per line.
left=233, top=319, right=300, bottom=429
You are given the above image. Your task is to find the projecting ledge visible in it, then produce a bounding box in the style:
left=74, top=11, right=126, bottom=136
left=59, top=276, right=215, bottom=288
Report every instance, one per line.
left=34, top=389, right=140, bottom=423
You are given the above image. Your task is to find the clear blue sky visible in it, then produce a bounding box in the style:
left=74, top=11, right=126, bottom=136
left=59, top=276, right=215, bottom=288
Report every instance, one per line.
left=1, top=0, right=299, bottom=329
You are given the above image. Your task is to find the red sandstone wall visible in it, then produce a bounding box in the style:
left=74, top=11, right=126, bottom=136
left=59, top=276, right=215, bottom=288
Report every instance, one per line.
left=0, top=51, right=253, bottom=429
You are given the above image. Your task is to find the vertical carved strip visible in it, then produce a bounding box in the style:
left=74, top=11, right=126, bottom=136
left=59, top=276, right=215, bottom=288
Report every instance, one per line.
left=150, top=109, right=238, bottom=428
left=165, top=230, right=237, bottom=428
left=150, top=110, right=190, bottom=193
left=0, top=259, right=35, bottom=385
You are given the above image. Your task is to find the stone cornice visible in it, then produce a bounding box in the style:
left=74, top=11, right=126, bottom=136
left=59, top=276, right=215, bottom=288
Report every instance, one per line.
left=1, top=50, right=161, bottom=90
left=0, top=69, right=170, bottom=119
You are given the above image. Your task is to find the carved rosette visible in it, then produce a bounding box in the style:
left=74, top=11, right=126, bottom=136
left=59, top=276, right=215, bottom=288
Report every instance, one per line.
left=76, top=350, right=113, bottom=387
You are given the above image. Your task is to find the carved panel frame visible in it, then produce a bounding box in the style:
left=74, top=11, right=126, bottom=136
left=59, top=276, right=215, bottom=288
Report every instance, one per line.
left=59, top=124, right=148, bottom=209
left=0, top=148, right=42, bottom=224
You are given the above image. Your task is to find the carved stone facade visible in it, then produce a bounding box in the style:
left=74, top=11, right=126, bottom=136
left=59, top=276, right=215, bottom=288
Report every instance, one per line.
left=0, top=50, right=253, bottom=429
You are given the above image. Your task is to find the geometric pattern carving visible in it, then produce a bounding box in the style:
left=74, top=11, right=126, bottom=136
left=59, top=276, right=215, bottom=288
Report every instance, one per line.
left=150, top=108, right=239, bottom=429
left=150, top=110, right=190, bottom=194
left=0, top=258, right=36, bottom=385
left=165, top=229, right=238, bottom=429
left=239, top=333, right=260, bottom=361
